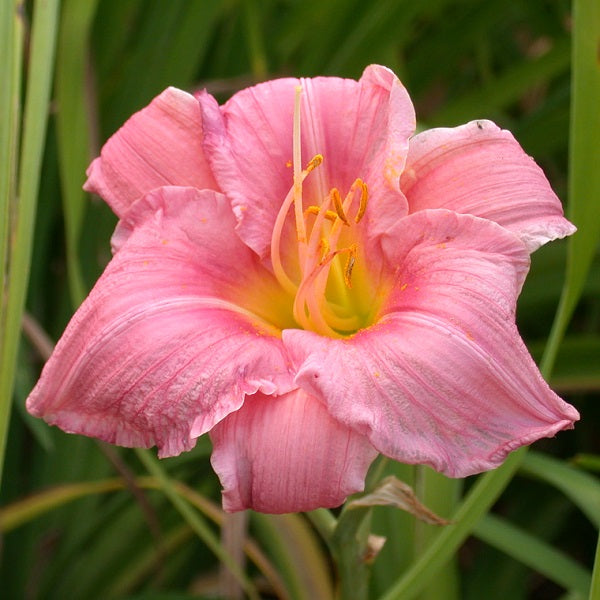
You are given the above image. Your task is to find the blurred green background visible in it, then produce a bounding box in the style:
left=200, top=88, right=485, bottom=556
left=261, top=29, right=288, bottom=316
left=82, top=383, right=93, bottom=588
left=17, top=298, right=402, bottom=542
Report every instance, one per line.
left=1, top=1, right=598, bottom=599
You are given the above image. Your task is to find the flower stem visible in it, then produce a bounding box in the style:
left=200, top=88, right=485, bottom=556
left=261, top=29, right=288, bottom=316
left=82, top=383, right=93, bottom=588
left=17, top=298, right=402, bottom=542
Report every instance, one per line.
left=379, top=448, right=525, bottom=600
left=413, top=467, right=461, bottom=600
left=305, top=507, right=337, bottom=545
left=331, top=506, right=373, bottom=600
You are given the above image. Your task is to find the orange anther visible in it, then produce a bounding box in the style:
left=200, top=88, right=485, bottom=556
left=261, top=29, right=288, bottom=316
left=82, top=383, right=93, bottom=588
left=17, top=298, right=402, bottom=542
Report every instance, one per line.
left=343, top=245, right=358, bottom=288
left=355, top=180, right=368, bottom=223
left=305, top=154, right=323, bottom=173
left=318, top=238, right=330, bottom=263
left=332, top=188, right=349, bottom=225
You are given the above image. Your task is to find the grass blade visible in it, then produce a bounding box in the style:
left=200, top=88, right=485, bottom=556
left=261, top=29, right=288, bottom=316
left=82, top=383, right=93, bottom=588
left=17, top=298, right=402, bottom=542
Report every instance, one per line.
left=378, top=448, right=526, bottom=600
left=0, top=0, right=24, bottom=490
left=474, top=513, right=591, bottom=596
left=134, top=448, right=261, bottom=600
left=520, top=451, right=600, bottom=529
left=590, top=532, right=600, bottom=600
left=55, top=0, right=99, bottom=307
left=540, top=0, right=600, bottom=375
left=0, top=0, right=59, bottom=486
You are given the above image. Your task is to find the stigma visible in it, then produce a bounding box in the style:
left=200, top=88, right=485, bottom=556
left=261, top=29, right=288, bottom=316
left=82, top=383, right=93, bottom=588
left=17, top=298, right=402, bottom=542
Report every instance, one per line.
left=270, top=86, right=369, bottom=338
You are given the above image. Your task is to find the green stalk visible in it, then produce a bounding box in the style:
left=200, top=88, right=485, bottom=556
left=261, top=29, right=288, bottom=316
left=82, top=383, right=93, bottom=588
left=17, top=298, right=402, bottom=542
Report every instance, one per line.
left=474, top=513, right=591, bottom=596
left=331, top=505, right=373, bottom=600
left=134, top=448, right=260, bottom=600
left=413, top=468, right=461, bottom=600
left=0, top=0, right=59, bottom=487
left=305, top=508, right=337, bottom=545
left=590, top=533, right=600, bottom=600
left=0, top=0, right=23, bottom=486
left=540, top=0, right=600, bottom=376
left=55, top=0, right=99, bottom=308
left=0, top=2, right=22, bottom=306
left=379, top=448, right=525, bottom=600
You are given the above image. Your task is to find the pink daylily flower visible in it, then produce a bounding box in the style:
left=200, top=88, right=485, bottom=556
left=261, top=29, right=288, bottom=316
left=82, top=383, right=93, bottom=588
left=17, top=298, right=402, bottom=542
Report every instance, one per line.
left=27, top=65, right=579, bottom=513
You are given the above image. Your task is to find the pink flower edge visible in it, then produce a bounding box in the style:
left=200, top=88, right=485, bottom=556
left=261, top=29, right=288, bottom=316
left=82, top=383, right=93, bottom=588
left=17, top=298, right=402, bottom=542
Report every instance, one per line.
left=401, top=120, right=575, bottom=252
left=210, top=389, right=378, bottom=513
left=284, top=210, right=579, bottom=478
left=27, top=187, right=294, bottom=458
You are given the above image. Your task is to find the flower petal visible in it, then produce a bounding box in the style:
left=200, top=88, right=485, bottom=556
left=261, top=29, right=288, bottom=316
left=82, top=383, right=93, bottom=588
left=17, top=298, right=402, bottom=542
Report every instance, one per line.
left=401, top=120, right=575, bottom=252
left=27, top=187, right=293, bottom=457
left=84, top=87, right=218, bottom=218
left=284, top=210, right=579, bottom=477
left=210, top=389, right=378, bottom=513
left=199, top=64, right=415, bottom=260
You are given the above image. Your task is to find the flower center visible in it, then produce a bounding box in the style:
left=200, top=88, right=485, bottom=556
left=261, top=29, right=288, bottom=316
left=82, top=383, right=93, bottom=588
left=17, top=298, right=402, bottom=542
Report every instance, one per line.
left=270, top=86, right=370, bottom=338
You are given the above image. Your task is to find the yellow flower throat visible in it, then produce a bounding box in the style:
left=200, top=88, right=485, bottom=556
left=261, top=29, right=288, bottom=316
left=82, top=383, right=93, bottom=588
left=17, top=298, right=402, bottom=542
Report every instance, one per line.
left=270, top=86, right=370, bottom=338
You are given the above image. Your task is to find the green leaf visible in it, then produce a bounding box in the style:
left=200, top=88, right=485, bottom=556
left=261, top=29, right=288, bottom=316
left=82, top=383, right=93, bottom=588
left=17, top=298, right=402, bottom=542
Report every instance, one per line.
left=134, top=449, right=261, bottom=600
left=252, top=512, right=335, bottom=600
left=573, top=454, right=600, bottom=473
left=520, top=451, right=600, bottom=529
left=0, top=0, right=22, bottom=310
left=379, top=448, right=526, bottom=600
left=530, top=336, right=600, bottom=393
left=0, top=0, right=59, bottom=486
left=473, top=513, right=591, bottom=596
left=412, top=468, right=462, bottom=600
left=590, top=532, right=600, bottom=600
left=0, top=478, right=125, bottom=532
left=347, top=475, right=449, bottom=526
left=98, top=1, right=224, bottom=135
left=0, top=0, right=24, bottom=490
left=431, top=36, right=571, bottom=126
left=55, top=0, right=99, bottom=307
left=541, top=0, right=600, bottom=375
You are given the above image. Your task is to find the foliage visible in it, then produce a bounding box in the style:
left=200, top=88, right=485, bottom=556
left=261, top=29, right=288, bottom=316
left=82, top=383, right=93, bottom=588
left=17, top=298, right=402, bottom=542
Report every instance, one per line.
left=1, top=0, right=598, bottom=598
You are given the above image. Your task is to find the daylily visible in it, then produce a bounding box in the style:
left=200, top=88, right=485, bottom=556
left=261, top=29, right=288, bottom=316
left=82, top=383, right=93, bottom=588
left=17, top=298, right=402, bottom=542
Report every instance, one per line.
left=27, top=65, right=579, bottom=513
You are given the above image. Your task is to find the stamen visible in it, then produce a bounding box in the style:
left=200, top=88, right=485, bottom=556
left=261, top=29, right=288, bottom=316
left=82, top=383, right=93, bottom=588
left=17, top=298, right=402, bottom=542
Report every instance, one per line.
left=313, top=184, right=359, bottom=306
left=332, top=188, right=350, bottom=225
left=344, top=244, right=358, bottom=288
left=305, top=186, right=334, bottom=265
left=293, top=251, right=343, bottom=338
left=318, top=238, right=330, bottom=263
left=355, top=180, right=368, bottom=223
left=305, top=205, right=337, bottom=222
left=306, top=154, right=323, bottom=172
left=271, top=88, right=372, bottom=337
left=293, top=245, right=362, bottom=337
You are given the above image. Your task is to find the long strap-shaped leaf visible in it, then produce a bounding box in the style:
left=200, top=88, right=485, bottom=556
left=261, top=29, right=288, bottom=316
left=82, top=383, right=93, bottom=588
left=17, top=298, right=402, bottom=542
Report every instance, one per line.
left=541, top=0, right=600, bottom=375
left=0, top=0, right=59, bottom=487
left=55, top=0, right=98, bottom=308
left=567, top=5, right=600, bottom=599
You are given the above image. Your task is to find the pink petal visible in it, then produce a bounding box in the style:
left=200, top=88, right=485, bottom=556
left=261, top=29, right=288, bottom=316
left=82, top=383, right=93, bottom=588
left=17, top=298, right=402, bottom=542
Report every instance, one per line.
left=284, top=210, right=579, bottom=478
left=210, top=389, right=378, bottom=513
left=199, top=64, right=415, bottom=260
left=84, top=87, right=218, bottom=218
left=401, top=120, right=575, bottom=252
left=27, top=187, right=293, bottom=457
